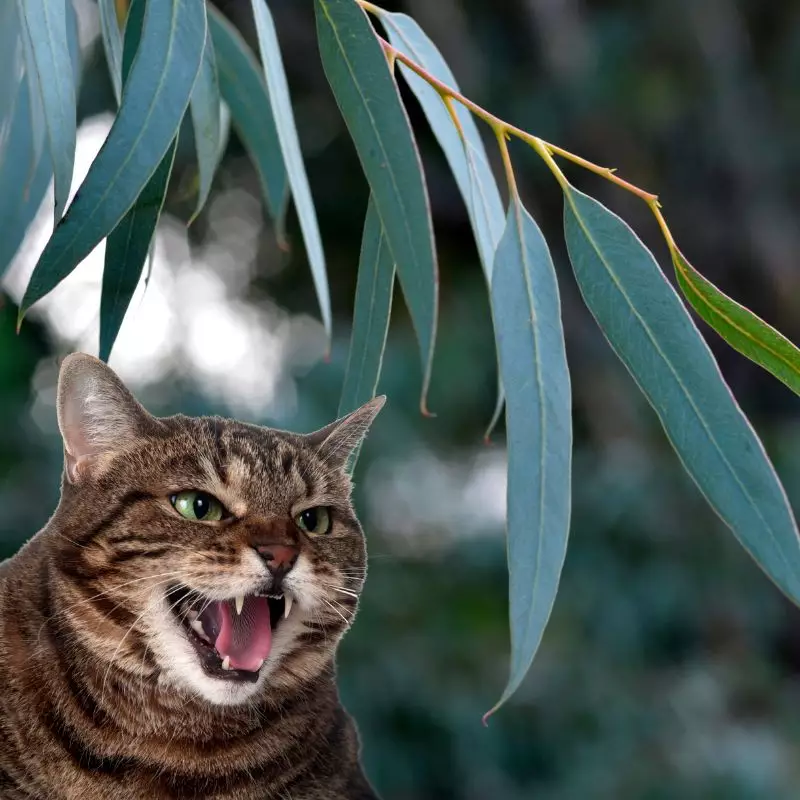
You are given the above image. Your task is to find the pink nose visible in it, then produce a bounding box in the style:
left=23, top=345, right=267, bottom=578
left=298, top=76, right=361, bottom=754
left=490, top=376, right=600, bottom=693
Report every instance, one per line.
left=255, top=544, right=299, bottom=575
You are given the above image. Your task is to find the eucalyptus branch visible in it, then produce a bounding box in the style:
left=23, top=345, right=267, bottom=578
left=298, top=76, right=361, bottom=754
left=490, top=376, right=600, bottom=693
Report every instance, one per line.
left=359, top=0, right=681, bottom=259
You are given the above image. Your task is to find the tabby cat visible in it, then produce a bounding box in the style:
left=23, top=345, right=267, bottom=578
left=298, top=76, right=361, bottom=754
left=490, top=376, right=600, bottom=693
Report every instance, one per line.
left=0, top=353, right=384, bottom=799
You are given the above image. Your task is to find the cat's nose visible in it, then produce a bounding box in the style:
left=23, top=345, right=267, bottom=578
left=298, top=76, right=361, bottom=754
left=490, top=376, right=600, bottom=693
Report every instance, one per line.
left=255, top=544, right=299, bottom=577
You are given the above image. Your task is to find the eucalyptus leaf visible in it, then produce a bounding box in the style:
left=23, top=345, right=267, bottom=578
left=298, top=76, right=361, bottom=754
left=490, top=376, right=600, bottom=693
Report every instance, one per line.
left=100, top=139, right=176, bottom=363
left=378, top=11, right=504, bottom=279
left=189, top=29, right=222, bottom=223
left=564, top=186, right=800, bottom=604
left=97, top=0, right=124, bottom=105
left=16, top=0, right=76, bottom=223
left=486, top=199, right=571, bottom=718
left=316, top=0, right=437, bottom=411
left=0, top=0, right=80, bottom=278
left=0, top=3, right=24, bottom=144
left=100, top=2, right=177, bottom=363
left=378, top=10, right=506, bottom=434
left=339, top=197, right=395, bottom=420
left=19, top=0, right=206, bottom=320
left=673, top=248, right=800, bottom=398
left=251, top=0, right=331, bottom=340
left=208, top=6, right=288, bottom=233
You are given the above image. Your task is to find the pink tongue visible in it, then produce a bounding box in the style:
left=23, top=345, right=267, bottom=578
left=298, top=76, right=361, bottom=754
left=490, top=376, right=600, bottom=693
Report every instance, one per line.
left=213, top=597, right=272, bottom=671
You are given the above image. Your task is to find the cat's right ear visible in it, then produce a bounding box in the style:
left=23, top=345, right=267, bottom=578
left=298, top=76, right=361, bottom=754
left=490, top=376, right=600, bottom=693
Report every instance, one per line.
left=306, top=396, right=386, bottom=468
left=57, top=353, right=154, bottom=483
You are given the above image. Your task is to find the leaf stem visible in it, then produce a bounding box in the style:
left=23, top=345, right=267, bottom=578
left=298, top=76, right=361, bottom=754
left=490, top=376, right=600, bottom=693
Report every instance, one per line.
left=357, top=0, right=384, bottom=15
left=495, top=129, right=519, bottom=199
left=374, top=35, right=675, bottom=245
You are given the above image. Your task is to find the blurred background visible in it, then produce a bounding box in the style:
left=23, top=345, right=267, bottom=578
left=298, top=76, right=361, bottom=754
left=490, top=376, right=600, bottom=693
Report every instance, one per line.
left=3, top=0, right=800, bottom=797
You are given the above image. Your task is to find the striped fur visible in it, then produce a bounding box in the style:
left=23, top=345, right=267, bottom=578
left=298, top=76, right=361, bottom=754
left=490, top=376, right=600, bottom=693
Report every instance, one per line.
left=0, top=355, right=382, bottom=799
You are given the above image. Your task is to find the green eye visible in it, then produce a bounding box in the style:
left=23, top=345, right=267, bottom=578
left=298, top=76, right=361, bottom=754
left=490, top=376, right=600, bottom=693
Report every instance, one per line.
left=295, top=506, right=331, bottom=535
left=170, top=491, right=225, bottom=522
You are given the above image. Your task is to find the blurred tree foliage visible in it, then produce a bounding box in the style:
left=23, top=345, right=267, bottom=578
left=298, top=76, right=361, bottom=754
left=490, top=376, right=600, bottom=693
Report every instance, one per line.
left=3, top=0, right=800, bottom=796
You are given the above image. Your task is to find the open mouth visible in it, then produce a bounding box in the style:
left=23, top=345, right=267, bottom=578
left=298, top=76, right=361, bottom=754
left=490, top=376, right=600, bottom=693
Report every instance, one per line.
left=171, top=588, right=291, bottom=683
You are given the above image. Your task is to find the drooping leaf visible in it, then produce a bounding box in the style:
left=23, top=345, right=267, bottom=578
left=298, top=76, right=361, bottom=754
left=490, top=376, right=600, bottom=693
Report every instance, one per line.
left=18, top=7, right=46, bottom=181
left=563, top=186, right=800, bottom=604
left=378, top=12, right=504, bottom=278
left=316, top=0, right=437, bottom=412
left=0, top=80, right=51, bottom=279
left=98, top=0, right=124, bottom=105
left=16, top=0, right=77, bottom=223
left=251, top=0, right=331, bottom=340
left=19, top=0, right=206, bottom=320
left=120, top=0, right=145, bottom=83
left=485, top=199, right=571, bottom=719
left=377, top=11, right=506, bottom=434
left=100, top=139, right=176, bottom=362
left=188, top=27, right=222, bottom=223
left=673, top=248, right=800, bottom=398
left=0, top=0, right=80, bottom=278
left=0, top=4, right=24, bottom=141
left=208, top=5, right=288, bottom=231
left=339, top=197, right=395, bottom=419
left=99, top=1, right=177, bottom=363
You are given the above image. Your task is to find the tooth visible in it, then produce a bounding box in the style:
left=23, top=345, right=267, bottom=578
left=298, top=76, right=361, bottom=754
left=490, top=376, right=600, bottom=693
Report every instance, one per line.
left=221, top=656, right=231, bottom=670
left=191, top=619, right=205, bottom=635
left=254, top=659, right=264, bottom=671
left=235, top=595, right=244, bottom=615
left=284, top=594, right=293, bottom=619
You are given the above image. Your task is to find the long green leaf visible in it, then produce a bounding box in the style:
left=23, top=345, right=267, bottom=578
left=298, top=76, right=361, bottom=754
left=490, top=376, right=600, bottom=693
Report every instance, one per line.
left=18, top=7, right=45, bottom=181
left=378, top=12, right=504, bottom=278
left=673, top=249, right=800, bottom=397
left=19, top=0, right=206, bottom=320
left=100, top=139, right=176, bottom=362
left=0, top=0, right=80, bottom=278
left=97, top=0, right=123, bottom=105
left=0, top=4, right=24, bottom=143
left=339, top=197, right=395, bottom=419
left=377, top=11, right=506, bottom=435
left=486, top=199, right=571, bottom=719
left=99, top=0, right=176, bottom=363
left=189, top=27, right=222, bottom=222
left=563, top=186, right=800, bottom=604
left=316, top=0, right=438, bottom=411
left=250, top=0, right=331, bottom=340
left=16, top=0, right=76, bottom=223
left=208, top=6, right=287, bottom=230
left=0, top=78, right=51, bottom=279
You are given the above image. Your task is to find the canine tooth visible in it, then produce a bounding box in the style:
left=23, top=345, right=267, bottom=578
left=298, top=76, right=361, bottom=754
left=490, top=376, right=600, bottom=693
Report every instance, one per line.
left=284, top=594, right=293, bottom=619
left=191, top=619, right=205, bottom=636
left=234, top=594, right=244, bottom=615
left=254, top=659, right=264, bottom=671
left=221, top=656, right=231, bottom=670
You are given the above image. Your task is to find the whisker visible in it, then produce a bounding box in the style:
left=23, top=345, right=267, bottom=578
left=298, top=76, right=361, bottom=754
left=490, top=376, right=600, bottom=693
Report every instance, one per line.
left=322, top=599, right=351, bottom=626
left=321, top=583, right=359, bottom=599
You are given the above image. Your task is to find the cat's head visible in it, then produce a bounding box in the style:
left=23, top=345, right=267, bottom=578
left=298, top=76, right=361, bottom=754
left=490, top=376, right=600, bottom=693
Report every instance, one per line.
left=50, top=353, right=383, bottom=706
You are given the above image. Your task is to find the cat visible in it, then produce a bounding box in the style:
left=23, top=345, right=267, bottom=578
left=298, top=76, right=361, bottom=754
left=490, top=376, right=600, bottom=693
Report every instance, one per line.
left=0, top=353, right=384, bottom=800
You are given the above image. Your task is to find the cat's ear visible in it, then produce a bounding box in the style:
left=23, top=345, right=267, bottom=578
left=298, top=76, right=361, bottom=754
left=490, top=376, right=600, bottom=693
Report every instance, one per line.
left=306, top=396, right=386, bottom=468
left=57, top=353, right=154, bottom=483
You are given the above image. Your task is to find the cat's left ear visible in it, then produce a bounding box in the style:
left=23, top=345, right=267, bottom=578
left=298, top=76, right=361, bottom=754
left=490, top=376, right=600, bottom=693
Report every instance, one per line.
left=57, top=353, right=157, bottom=483
left=306, top=396, right=386, bottom=468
